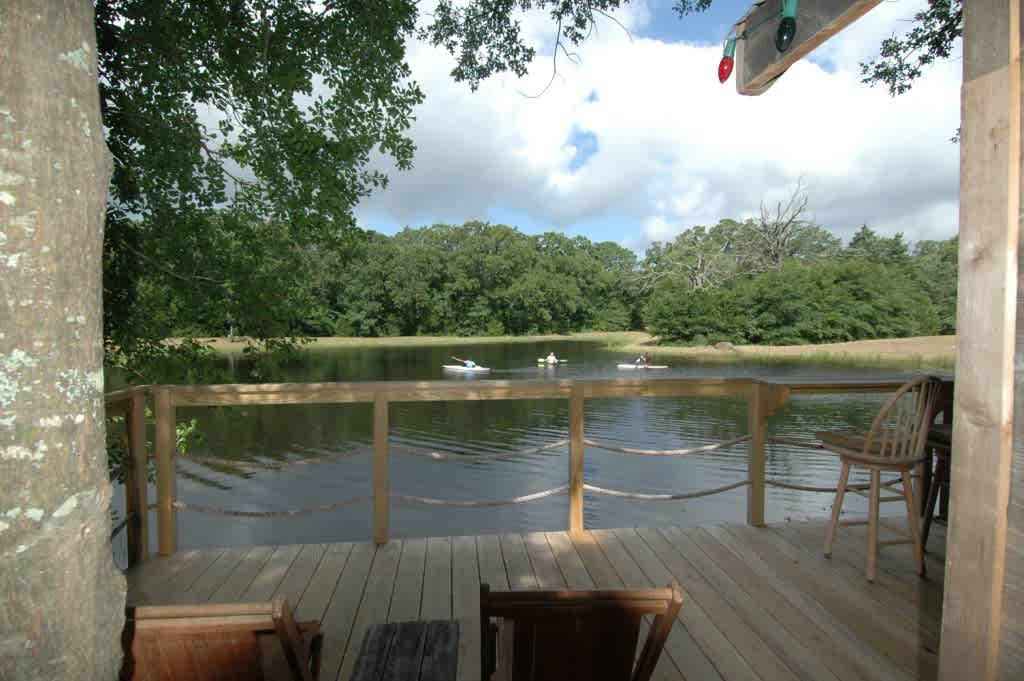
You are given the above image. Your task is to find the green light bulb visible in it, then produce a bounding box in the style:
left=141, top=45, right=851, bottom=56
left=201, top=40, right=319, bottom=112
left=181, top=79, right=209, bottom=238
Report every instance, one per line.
left=775, top=16, right=796, bottom=52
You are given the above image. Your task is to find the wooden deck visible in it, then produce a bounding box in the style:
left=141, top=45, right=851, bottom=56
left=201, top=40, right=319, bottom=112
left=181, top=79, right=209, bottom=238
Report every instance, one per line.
left=126, top=519, right=946, bottom=681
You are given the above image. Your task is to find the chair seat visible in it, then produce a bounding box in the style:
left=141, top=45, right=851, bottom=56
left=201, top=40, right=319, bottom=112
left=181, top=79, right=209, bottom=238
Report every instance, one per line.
left=816, top=430, right=873, bottom=454
left=816, top=430, right=926, bottom=466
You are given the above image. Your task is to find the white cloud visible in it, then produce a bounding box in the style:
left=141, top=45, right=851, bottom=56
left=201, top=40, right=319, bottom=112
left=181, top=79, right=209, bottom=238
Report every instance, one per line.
left=356, top=1, right=960, bottom=251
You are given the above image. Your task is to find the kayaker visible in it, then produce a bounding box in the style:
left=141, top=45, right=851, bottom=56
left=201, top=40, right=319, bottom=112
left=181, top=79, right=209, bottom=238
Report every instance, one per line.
left=546, top=351, right=558, bottom=363
left=463, top=358, right=476, bottom=368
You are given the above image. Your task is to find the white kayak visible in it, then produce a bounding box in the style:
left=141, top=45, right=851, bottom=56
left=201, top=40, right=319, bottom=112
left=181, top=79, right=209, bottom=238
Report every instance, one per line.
left=617, top=363, right=669, bottom=369
left=442, top=364, right=491, bottom=374
left=536, top=358, right=568, bottom=364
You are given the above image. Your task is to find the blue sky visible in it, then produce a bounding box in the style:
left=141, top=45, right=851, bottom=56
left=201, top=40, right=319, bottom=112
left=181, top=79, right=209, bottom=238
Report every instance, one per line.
left=638, top=0, right=748, bottom=44
left=356, top=1, right=960, bottom=253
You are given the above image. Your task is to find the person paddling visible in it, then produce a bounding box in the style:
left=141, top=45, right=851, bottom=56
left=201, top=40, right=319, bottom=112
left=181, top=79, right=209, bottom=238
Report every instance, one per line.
left=546, top=351, right=558, bottom=363
left=451, top=355, right=476, bottom=368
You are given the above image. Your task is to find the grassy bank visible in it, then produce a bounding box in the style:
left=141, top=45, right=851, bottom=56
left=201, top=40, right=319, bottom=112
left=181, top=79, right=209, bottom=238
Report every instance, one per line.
left=616, top=334, right=956, bottom=371
left=201, top=332, right=955, bottom=370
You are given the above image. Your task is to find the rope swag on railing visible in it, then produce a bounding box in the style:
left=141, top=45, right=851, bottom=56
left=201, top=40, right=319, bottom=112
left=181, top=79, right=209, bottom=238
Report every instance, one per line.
left=393, top=484, right=569, bottom=507
left=179, top=450, right=362, bottom=472
left=584, top=479, right=751, bottom=501
left=583, top=435, right=750, bottom=457
left=391, top=439, right=569, bottom=461
left=171, top=496, right=372, bottom=517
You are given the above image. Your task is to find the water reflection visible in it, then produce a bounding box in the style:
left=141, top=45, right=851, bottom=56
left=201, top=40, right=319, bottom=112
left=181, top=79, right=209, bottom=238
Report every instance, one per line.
left=117, top=340, right=939, bottom=550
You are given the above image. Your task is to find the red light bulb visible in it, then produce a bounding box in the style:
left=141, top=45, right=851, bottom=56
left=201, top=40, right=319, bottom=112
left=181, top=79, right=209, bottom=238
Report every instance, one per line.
left=718, top=56, right=734, bottom=83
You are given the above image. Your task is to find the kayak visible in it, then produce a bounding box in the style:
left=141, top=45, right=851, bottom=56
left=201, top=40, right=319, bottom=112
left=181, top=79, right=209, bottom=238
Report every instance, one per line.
left=536, top=358, right=568, bottom=364
left=442, top=364, right=491, bottom=374
left=616, top=363, right=669, bottom=369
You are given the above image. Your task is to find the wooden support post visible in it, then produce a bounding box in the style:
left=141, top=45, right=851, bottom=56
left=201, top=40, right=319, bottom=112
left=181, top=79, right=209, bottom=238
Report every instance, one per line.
left=154, top=388, right=177, bottom=556
left=568, top=384, right=585, bottom=535
left=373, top=391, right=389, bottom=545
left=747, top=383, right=789, bottom=527
left=747, top=385, right=768, bottom=527
left=125, top=389, right=149, bottom=566
left=940, top=1, right=1021, bottom=678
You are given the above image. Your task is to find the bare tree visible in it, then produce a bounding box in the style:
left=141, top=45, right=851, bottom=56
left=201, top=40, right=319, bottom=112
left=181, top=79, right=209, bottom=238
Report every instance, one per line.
left=635, top=221, right=748, bottom=293
left=753, top=179, right=811, bottom=270
left=1, top=2, right=125, bottom=678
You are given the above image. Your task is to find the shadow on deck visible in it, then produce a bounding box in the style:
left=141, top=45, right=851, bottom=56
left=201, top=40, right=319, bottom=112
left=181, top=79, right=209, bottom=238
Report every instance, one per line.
left=126, top=519, right=945, bottom=681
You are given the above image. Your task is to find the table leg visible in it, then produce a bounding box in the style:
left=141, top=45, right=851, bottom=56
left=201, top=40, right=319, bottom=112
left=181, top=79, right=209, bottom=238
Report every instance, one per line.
left=919, top=452, right=932, bottom=517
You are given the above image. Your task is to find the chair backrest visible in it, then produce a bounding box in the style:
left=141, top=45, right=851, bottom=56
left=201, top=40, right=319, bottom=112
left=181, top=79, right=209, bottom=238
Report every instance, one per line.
left=479, top=583, right=683, bottom=681
left=861, top=377, right=943, bottom=464
left=121, top=596, right=315, bottom=681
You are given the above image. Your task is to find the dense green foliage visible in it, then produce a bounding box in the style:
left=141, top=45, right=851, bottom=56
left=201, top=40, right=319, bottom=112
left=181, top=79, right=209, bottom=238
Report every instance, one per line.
left=644, top=223, right=958, bottom=345
left=128, top=220, right=641, bottom=342
left=118, top=215, right=956, bottom=353
left=328, top=223, right=641, bottom=336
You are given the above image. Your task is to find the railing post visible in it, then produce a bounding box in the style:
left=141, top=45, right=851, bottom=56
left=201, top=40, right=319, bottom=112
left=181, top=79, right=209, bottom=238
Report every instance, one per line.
left=568, top=384, right=585, bottom=534
left=746, top=383, right=790, bottom=527
left=747, top=384, right=767, bottom=527
left=373, top=391, right=389, bottom=545
left=154, top=388, right=177, bottom=556
left=125, top=389, right=149, bottom=565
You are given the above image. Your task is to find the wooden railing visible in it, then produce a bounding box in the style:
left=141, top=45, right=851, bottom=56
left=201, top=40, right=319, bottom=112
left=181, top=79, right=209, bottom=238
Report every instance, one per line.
left=104, top=385, right=150, bottom=568
left=105, top=376, right=925, bottom=566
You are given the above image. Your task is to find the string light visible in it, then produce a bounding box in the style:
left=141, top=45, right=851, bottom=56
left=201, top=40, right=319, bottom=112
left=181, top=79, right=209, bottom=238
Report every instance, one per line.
left=776, top=0, right=798, bottom=53
left=718, top=0, right=800, bottom=84
left=718, top=36, right=738, bottom=83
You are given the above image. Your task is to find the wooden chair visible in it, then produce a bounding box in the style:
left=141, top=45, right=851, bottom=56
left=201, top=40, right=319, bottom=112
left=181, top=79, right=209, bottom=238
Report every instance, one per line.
left=479, top=583, right=683, bottom=681
left=817, top=376, right=942, bottom=582
left=120, top=596, right=323, bottom=681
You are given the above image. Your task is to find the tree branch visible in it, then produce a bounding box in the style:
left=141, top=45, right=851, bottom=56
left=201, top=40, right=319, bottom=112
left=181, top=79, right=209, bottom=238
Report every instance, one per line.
left=123, top=243, right=228, bottom=286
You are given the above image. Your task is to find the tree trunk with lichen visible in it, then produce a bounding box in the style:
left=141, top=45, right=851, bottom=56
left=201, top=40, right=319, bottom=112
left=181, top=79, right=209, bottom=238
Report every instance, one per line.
left=0, top=2, right=125, bottom=679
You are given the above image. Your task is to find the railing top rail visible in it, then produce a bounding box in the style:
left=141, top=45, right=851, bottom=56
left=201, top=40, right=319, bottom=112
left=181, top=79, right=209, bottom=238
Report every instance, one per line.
left=765, top=374, right=953, bottom=394
left=105, top=374, right=949, bottom=408
left=159, top=377, right=761, bottom=407
left=104, top=384, right=151, bottom=406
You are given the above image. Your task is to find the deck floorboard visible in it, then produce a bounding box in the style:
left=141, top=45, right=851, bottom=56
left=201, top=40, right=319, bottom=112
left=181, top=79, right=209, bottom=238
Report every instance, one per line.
left=126, top=519, right=945, bottom=681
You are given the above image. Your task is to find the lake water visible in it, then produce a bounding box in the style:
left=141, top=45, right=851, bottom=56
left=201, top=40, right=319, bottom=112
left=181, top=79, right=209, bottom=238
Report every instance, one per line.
left=116, top=340, right=935, bottom=553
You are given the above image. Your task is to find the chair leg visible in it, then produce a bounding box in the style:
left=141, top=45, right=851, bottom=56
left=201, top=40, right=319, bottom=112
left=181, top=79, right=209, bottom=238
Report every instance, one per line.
left=824, top=462, right=851, bottom=559
left=921, top=456, right=943, bottom=554
left=866, top=469, right=880, bottom=582
left=901, top=471, right=926, bottom=578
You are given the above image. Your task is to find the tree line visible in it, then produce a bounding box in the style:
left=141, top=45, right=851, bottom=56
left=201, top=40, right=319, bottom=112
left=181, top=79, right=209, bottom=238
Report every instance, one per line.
left=106, top=209, right=957, bottom=368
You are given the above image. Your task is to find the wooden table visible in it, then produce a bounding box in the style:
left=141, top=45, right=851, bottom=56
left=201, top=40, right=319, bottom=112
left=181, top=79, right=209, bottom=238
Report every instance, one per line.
left=350, top=620, right=459, bottom=681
